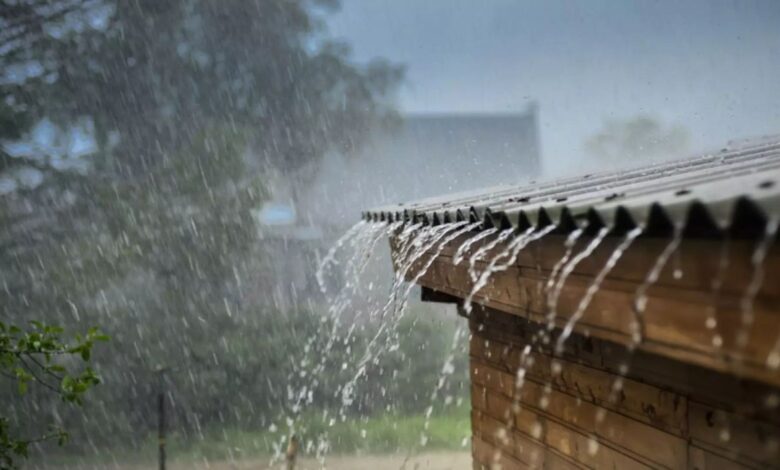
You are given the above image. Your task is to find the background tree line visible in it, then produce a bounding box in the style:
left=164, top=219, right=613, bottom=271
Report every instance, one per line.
left=0, top=1, right=469, bottom=465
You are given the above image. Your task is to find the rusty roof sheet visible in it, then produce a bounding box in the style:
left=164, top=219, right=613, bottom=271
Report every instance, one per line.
left=362, top=136, right=780, bottom=238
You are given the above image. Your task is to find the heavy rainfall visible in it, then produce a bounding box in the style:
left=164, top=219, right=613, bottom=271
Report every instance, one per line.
left=2, top=1, right=780, bottom=469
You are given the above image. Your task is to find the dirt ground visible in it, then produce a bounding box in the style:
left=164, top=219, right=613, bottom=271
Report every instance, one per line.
left=173, top=452, right=471, bottom=470
left=44, top=452, right=472, bottom=470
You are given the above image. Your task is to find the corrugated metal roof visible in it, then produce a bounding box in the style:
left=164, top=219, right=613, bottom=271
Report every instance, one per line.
left=363, top=136, right=780, bottom=238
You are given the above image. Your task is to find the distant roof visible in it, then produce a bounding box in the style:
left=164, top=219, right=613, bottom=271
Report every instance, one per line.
left=363, top=136, right=780, bottom=238
left=301, top=108, right=541, bottom=228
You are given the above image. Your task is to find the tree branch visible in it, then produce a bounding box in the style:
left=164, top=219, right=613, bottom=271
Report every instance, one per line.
left=16, top=355, right=61, bottom=394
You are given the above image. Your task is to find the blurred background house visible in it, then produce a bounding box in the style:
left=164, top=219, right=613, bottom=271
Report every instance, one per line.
left=257, top=104, right=542, bottom=308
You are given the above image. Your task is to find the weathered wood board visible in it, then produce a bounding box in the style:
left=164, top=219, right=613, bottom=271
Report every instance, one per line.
left=468, top=305, right=780, bottom=469
left=395, top=231, right=780, bottom=387
left=391, top=229, right=780, bottom=468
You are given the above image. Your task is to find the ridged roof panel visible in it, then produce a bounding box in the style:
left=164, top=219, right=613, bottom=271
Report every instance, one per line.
left=363, top=137, right=780, bottom=237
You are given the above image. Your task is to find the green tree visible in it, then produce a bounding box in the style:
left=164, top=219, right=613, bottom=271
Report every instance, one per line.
left=0, top=321, right=107, bottom=468
left=0, top=0, right=402, bottom=457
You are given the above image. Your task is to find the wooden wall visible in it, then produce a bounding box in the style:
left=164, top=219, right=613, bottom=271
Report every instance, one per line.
left=467, top=305, right=780, bottom=469
left=404, top=232, right=780, bottom=388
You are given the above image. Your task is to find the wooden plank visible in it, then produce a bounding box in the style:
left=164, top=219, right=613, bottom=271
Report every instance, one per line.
left=688, top=401, right=780, bottom=467
left=418, top=253, right=780, bottom=387
left=595, top=332, right=780, bottom=424
left=472, top=365, right=689, bottom=468
left=428, top=232, right=780, bottom=299
left=468, top=306, right=780, bottom=467
left=469, top=333, right=689, bottom=437
left=472, top=407, right=586, bottom=470
left=476, top=382, right=651, bottom=469
left=472, top=435, right=529, bottom=470
left=687, top=445, right=758, bottom=470
left=472, top=409, right=547, bottom=468
left=473, top=380, right=661, bottom=469
left=471, top=304, right=780, bottom=426
left=544, top=419, right=650, bottom=470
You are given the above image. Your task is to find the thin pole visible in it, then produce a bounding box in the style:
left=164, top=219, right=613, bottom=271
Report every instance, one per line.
left=158, top=371, right=166, bottom=470
left=286, top=434, right=298, bottom=470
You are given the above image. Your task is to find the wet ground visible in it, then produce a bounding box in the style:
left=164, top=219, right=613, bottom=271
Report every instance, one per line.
left=41, top=452, right=472, bottom=470
left=192, top=452, right=471, bottom=469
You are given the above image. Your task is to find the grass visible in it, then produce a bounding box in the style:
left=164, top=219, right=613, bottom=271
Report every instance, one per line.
left=37, top=407, right=471, bottom=467
left=168, top=407, right=471, bottom=462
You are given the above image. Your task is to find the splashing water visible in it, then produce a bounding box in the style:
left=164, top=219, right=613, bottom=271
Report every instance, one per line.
left=315, top=220, right=367, bottom=294
left=394, top=221, right=481, bottom=316
left=630, top=225, right=683, bottom=347
left=383, top=222, right=466, bottom=320
left=453, top=227, right=497, bottom=265
left=311, top=222, right=395, bottom=368
left=463, top=225, right=557, bottom=315
left=706, top=237, right=731, bottom=352
left=596, top=224, right=684, bottom=426
left=545, top=229, right=584, bottom=299
left=547, top=227, right=610, bottom=331
left=265, top=220, right=392, bottom=465
left=417, top=325, right=467, bottom=451
left=554, top=227, right=643, bottom=355
left=531, top=227, right=639, bottom=430
left=493, top=229, right=588, bottom=430
left=365, top=221, right=477, bottom=359
left=733, top=218, right=780, bottom=369
left=339, top=222, right=471, bottom=422
left=467, top=228, right=515, bottom=281
left=463, top=227, right=534, bottom=313
left=386, top=222, right=467, bottom=320
left=736, top=218, right=779, bottom=354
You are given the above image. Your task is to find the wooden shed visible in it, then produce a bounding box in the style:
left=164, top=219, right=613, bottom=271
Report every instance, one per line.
left=364, top=138, right=780, bottom=469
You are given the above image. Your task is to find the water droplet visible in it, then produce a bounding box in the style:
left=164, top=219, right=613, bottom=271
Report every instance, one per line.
left=587, top=437, right=600, bottom=455
left=495, top=427, right=509, bottom=445
left=531, top=422, right=543, bottom=439
left=538, top=395, right=549, bottom=409
left=767, top=352, right=780, bottom=370
left=765, top=393, right=780, bottom=409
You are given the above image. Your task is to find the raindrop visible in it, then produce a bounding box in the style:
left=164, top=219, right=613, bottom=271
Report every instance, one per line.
left=555, top=227, right=642, bottom=355
left=631, top=225, right=684, bottom=347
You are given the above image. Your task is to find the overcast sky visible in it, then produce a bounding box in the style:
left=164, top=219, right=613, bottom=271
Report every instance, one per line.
left=327, top=0, right=780, bottom=176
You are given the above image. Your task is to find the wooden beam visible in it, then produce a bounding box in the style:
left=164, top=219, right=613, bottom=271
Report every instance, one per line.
left=408, top=246, right=780, bottom=386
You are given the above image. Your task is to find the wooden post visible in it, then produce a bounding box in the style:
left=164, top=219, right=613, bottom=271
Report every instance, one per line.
left=157, top=369, right=166, bottom=470
left=285, top=434, right=298, bottom=470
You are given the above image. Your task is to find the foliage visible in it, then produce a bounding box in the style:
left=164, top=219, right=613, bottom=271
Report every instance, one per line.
left=0, top=321, right=107, bottom=468
left=43, top=407, right=471, bottom=466
left=197, top=406, right=471, bottom=458
left=585, top=115, right=690, bottom=162
left=0, top=0, right=408, bottom=461
left=1, top=0, right=403, bottom=179
left=352, top=312, right=469, bottom=415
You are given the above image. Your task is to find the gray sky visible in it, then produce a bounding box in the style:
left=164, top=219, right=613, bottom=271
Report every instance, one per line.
left=327, top=0, right=780, bottom=176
